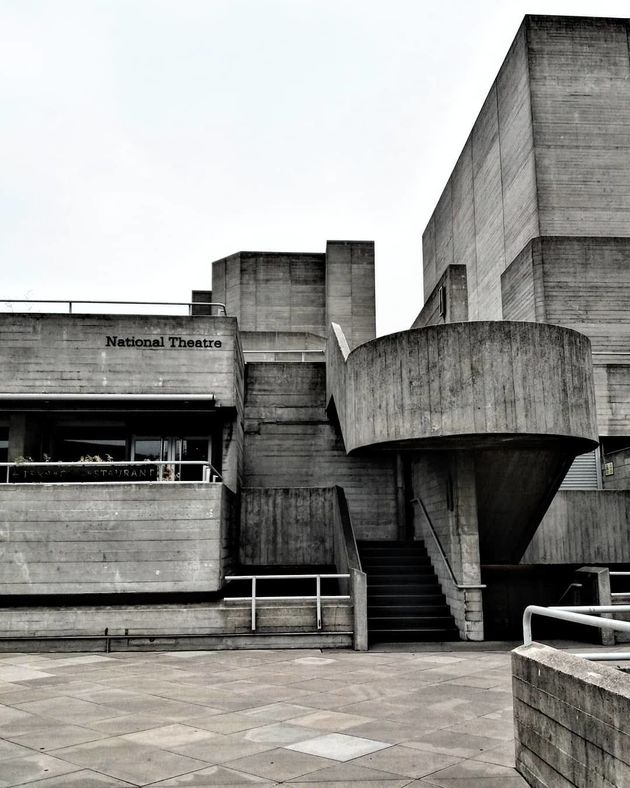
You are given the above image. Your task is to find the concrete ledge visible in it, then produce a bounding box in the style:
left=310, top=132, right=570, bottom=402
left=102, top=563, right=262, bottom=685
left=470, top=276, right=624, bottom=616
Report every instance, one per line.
left=0, top=599, right=353, bottom=639
left=0, top=633, right=353, bottom=653
left=512, top=642, right=630, bottom=787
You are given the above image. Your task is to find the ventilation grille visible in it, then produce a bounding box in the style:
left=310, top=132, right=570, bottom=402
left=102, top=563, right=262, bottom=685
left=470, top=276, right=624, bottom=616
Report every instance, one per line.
left=560, top=450, right=600, bottom=490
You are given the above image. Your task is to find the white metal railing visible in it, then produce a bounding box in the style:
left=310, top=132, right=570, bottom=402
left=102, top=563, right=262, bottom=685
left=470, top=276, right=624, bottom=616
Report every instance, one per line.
left=523, top=604, right=630, bottom=660
left=0, top=300, right=227, bottom=316
left=243, top=350, right=325, bottom=362
left=1, top=460, right=222, bottom=484
left=224, top=574, right=351, bottom=632
left=610, top=571, right=630, bottom=599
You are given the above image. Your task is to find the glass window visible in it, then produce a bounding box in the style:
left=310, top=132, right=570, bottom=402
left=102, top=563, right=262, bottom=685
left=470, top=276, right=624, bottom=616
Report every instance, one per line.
left=179, top=437, right=210, bottom=481
left=133, top=438, right=164, bottom=461
left=0, top=427, right=7, bottom=464
left=56, top=435, right=126, bottom=462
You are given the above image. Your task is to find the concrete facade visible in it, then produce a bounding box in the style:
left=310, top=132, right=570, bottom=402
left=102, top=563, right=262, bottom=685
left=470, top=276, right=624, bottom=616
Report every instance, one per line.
left=416, top=14, right=630, bottom=639
left=1, top=14, right=630, bottom=647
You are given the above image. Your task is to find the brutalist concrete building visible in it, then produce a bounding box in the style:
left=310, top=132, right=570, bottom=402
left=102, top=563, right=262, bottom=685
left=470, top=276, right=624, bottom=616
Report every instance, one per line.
left=1, top=14, right=629, bottom=649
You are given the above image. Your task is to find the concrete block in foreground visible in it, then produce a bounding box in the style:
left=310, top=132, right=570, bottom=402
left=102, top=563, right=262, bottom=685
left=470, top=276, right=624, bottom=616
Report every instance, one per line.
left=512, top=642, right=630, bottom=787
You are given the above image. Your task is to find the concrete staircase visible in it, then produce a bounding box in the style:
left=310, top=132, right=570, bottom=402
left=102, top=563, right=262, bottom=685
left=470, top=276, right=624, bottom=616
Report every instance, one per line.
left=358, top=540, right=459, bottom=643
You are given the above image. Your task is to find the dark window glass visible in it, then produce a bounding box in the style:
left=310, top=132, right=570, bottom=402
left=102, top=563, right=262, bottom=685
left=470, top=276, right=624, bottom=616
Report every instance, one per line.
left=0, top=427, right=7, bottom=464
left=179, top=438, right=210, bottom=481
left=57, top=436, right=126, bottom=462
left=133, top=438, right=164, bottom=461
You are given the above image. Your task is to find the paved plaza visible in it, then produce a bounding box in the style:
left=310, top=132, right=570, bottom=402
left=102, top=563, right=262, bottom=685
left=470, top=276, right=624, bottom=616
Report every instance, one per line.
left=0, top=647, right=527, bottom=787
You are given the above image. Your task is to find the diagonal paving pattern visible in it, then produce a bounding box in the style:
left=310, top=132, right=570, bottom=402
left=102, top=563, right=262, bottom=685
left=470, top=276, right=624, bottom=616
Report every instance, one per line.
left=0, top=648, right=527, bottom=787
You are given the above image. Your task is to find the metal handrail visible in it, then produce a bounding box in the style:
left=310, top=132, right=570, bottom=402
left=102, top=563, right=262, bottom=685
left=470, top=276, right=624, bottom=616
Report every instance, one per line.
left=609, top=571, right=630, bottom=598
left=557, top=581, right=583, bottom=604
left=0, top=300, right=227, bottom=316
left=410, top=497, right=486, bottom=590
left=224, top=573, right=351, bottom=632
left=523, top=604, right=630, bottom=660
left=1, top=459, right=222, bottom=483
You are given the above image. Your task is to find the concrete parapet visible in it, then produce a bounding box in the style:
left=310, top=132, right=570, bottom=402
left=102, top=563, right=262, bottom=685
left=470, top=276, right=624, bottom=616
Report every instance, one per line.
left=0, top=483, right=233, bottom=595
left=328, top=321, right=597, bottom=453
left=512, top=642, right=630, bottom=787
left=0, top=314, right=241, bottom=401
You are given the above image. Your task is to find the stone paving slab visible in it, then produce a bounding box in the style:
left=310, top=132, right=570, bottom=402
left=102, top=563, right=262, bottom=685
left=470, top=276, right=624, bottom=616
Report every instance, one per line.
left=0, top=647, right=529, bottom=786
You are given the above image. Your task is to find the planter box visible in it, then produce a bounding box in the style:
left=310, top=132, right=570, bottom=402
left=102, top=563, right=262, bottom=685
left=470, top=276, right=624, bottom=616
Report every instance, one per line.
left=8, top=464, right=159, bottom=483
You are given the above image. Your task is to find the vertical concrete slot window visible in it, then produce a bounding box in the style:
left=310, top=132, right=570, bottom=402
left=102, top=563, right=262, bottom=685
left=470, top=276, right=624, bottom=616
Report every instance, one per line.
left=438, top=285, right=447, bottom=318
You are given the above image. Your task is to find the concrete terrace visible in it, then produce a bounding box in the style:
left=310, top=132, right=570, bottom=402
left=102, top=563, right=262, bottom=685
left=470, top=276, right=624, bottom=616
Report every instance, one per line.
left=0, top=647, right=527, bottom=787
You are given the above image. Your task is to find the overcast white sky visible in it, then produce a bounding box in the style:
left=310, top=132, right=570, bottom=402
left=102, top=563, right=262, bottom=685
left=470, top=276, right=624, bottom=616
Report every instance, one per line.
left=2, top=0, right=629, bottom=335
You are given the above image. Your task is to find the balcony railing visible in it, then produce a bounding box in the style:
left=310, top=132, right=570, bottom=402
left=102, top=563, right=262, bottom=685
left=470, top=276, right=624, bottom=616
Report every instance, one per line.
left=0, top=300, right=227, bottom=316
left=1, top=460, right=222, bottom=484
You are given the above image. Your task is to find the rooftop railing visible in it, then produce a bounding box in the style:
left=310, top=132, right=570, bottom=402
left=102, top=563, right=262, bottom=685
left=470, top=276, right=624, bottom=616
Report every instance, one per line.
left=0, top=300, right=227, bottom=316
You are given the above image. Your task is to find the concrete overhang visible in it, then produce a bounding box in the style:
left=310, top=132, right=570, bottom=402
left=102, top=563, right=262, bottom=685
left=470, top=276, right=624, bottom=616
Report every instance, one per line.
left=327, top=321, right=598, bottom=455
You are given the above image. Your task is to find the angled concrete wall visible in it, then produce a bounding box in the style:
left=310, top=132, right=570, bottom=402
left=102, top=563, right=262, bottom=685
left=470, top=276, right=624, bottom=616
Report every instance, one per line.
left=523, top=489, right=630, bottom=564
left=422, top=19, right=538, bottom=318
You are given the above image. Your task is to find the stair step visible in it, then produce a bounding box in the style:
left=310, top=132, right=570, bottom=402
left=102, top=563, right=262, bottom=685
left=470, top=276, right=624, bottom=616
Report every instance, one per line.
left=360, top=558, right=432, bottom=566
left=368, top=605, right=451, bottom=616
left=359, top=542, right=426, bottom=550
left=360, top=548, right=428, bottom=556
left=369, top=628, right=460, bottom=642
left=368, top=596, right=446, bottom=606
left=368, top=616, right=456, bottom=629
left=366, top=567, right=437, bottom=583
left=357, top=544, right=427, bottom=555
left=367, top=579, right=441, bottom=589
